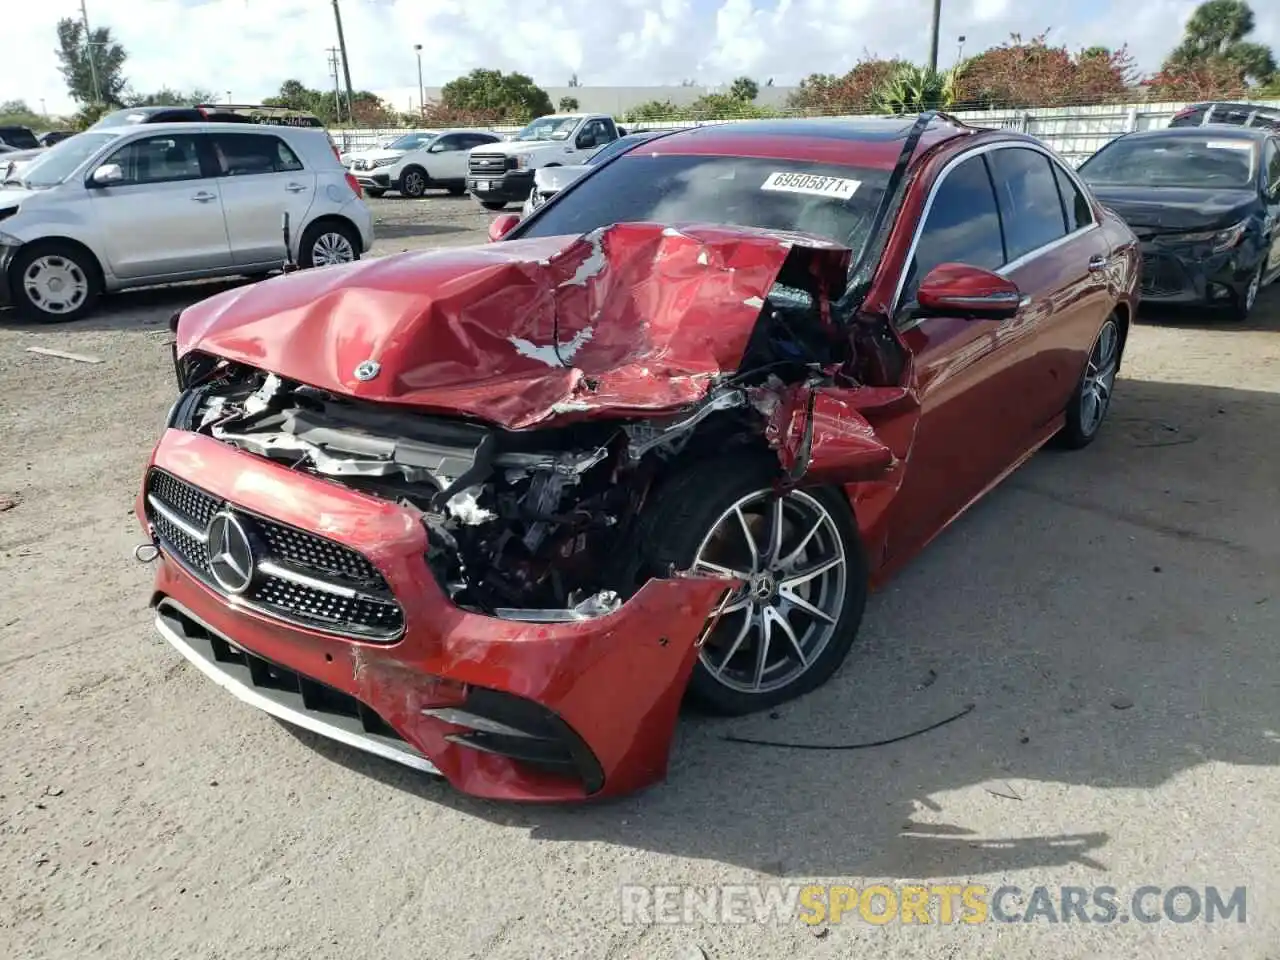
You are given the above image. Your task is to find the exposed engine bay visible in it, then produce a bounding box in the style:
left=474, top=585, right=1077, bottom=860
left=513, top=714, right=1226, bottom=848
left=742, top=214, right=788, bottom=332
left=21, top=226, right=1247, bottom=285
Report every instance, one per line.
left=171, top=253, right=905, bottom=620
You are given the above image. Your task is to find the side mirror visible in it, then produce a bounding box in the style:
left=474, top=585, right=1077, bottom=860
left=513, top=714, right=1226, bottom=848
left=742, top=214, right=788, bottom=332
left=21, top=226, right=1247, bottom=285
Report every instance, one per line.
left=575, top=134, right=594, bottom=150
left=428, top=142, right=444, bottom=153
left=916, top=262, right=1023, bottom=320
left=488, top=213, right=521, bottom=242
left=89, top=163, right=124, bottom=186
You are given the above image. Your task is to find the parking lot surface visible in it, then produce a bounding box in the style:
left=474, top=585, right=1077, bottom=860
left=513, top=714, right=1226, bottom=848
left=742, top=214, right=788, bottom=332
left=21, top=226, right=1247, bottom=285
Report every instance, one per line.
left=2, top=194, right=1279, bottom=959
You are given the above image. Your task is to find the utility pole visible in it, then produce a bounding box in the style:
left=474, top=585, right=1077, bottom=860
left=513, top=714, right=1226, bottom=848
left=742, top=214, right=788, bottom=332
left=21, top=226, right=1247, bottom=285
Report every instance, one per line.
left=331, top=0, right=355, bottom=123
left=414, top=44, right=425, bottom=118
left=326, top=47, right=344, bottom=124
left=79, top=0, right=102, bottom=104
left=927, top=0, right=942, bottom=72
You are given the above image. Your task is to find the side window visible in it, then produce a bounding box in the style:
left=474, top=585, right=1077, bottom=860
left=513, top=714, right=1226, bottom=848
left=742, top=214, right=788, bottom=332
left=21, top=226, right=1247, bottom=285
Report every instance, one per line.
left=103, top=134, right=205, bottom=184
left=578, top=120, right=609, bottom=148
left=1264, top=140, right=1280, bottom=194
left=1050, top=161, right=1094, bottom=233
left=432, top=134, right=461, bottom=152
left=986, top=147, right=1069, bottom=261
left=469, top=134, right=498, bottom=149
left=902, top=153, right=1005, bottom=306
left=211, top=133, right=303, bottom=176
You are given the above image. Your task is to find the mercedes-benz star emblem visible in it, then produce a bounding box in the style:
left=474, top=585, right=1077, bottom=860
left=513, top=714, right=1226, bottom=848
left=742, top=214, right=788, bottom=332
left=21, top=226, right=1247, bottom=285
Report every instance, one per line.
left=354, top=360, right=380, bottom=381
left=205, top=511, right=255, bottom=595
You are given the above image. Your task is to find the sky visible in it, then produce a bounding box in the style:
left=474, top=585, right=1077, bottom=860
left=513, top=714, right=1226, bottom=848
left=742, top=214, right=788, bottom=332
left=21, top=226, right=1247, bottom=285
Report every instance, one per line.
left=2, top=0, right=1278, bottom=116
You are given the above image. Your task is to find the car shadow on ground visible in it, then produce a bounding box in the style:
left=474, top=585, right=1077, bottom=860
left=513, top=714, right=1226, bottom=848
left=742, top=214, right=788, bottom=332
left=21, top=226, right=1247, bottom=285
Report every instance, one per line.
left=371, top=222, right=471, bottom=241
left=0, top=277, right=253, bottom=334
left=1137, top=282, right=1280, bottom=333
left=288, top=374, right=1280, bottom=880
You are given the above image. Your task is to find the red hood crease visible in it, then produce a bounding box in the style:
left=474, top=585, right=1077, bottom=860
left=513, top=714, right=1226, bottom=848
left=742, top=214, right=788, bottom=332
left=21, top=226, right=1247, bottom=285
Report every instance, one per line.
left=176, top=221, right=851, bottom=430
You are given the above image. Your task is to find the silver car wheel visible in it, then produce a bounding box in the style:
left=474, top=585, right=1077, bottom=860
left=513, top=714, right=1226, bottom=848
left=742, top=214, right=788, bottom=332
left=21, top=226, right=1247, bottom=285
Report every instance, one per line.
left=310, top=232, right=355, bottom=266
left=22, top=255, right=88, bottom=315
left=692, top=489, right=848, bottom=695
left=1079, top=318, right=1119, bottom=438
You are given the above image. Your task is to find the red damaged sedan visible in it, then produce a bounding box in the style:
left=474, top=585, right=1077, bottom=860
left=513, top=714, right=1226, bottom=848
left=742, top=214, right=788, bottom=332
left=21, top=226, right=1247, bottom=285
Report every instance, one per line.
left=138, top=114, right=1139, bottom=801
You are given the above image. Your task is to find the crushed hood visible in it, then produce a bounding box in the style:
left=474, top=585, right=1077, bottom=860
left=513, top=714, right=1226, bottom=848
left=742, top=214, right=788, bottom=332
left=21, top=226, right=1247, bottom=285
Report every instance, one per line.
left=176, top=221, right=851, bottom=430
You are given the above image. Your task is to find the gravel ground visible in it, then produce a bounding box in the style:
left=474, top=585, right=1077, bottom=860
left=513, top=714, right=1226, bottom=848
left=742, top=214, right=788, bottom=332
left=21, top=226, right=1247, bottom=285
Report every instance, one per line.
left=2, top=194, right=1280, bottom=959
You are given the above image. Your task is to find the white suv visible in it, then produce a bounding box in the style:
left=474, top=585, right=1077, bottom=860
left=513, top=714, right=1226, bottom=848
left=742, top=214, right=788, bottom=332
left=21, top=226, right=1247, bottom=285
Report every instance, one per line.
left=376, top=129, right=503, bottom=198
left=0, top=122, right=375, bottom=322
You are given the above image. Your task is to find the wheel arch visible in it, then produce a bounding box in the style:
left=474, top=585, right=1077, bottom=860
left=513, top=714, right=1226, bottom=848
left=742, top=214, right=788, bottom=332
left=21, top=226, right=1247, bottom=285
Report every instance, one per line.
left=7, top=235, right=108, bottom=291
left=1111, top=299, right=1132, bottom=368
left=299, top=214, right=364, bottom=255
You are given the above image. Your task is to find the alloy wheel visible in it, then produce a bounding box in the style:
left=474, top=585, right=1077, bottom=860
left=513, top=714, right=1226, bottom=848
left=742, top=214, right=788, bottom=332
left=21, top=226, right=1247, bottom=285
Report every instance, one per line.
left=311, top=232, right=355, bottom=266
left=1079, top=318, right=1119, bottom=438
left=692, top=489, right=848, bottom=695
left=22, top=255, right=88, bottom=315
left=403, top=171, right=425, bottom=196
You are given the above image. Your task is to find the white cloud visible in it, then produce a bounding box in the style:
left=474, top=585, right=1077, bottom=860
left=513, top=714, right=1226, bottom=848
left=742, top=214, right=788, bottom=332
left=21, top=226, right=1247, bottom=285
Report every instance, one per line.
left=1, top=0, right=1276, bottom=116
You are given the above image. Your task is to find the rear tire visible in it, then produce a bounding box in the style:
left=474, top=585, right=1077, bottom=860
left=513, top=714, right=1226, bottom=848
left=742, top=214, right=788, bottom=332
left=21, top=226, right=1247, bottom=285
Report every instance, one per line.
left=399, top=166, right=428, bottom=198
left=298, top=220, right=360, bottom=269
left=10, top=241, right=101, bottom=323
left=480, top=200, right=507, bottom=211
left=635, top=454, right=868, bottom=715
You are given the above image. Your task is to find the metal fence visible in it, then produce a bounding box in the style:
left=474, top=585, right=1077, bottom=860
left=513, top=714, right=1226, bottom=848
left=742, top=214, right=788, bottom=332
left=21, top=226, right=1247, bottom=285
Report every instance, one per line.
left=331, top=98, right=1280, bottom=167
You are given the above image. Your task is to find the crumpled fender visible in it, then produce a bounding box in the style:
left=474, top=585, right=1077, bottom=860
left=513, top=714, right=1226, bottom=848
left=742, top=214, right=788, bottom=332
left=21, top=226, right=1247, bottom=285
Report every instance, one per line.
left=174, top=221, right=852, bottom=430
left=758, top=384, right=902, bottom=484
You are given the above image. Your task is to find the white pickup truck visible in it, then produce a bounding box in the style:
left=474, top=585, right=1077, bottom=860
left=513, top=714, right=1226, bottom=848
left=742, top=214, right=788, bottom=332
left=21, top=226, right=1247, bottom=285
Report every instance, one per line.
left=465, top=113, right=625, bottom=210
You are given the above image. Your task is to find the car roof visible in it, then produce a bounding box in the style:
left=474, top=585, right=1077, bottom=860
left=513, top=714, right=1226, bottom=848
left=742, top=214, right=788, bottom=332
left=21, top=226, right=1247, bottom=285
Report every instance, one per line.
left=98, top=121, right=328, bottom=136
left=1123, top=125, right=1272, bottom=143
left=639, top=116, right=985, bottom=170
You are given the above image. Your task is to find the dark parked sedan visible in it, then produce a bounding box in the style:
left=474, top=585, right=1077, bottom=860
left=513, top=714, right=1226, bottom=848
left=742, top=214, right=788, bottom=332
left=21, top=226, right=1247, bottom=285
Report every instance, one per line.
left=1077, top=126, right=1280, bottom=320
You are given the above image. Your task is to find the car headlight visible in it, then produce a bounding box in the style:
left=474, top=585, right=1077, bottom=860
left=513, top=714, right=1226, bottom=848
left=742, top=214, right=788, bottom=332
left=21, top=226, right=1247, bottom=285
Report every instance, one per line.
left=514, top=153, right=533, bottom=170
left=1166, top=219, right=1249, bottom=252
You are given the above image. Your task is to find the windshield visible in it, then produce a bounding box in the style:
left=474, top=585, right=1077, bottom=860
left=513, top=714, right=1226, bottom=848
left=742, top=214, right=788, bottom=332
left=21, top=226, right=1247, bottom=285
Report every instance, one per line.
left=17, top=133, right=117, bottom=187
left=1079, top=136, right=1257, bottom=188
left=388, top=132, right=434, bottom=151
left=513, top=117, right=580, bottom=142
left=518, top=154, right=891, bottom=252
left=586, top=134, right=654, bottom=166
left=90, top=109, right=155, bottom=128
left=0, top=128, right=41, bottom=150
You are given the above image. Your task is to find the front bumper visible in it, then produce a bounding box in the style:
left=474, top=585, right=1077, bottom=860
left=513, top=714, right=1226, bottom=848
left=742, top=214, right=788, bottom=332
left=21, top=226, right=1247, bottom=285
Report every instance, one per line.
left=468, top=171, right=534, bottom=203
left=138, top=429, right=732, bottom=802
left=0, top=243, right=15, bottom=308
left=1139, top=241, right=1260, bottom=306
left=355, top=171, right=392, bottom=190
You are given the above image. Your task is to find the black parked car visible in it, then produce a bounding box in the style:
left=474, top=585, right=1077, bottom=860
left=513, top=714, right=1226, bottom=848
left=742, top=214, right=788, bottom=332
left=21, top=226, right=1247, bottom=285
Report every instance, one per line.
left=1169, top=101, right=1280, bottom=132
left=1077, top=126, right=1280, bottom=320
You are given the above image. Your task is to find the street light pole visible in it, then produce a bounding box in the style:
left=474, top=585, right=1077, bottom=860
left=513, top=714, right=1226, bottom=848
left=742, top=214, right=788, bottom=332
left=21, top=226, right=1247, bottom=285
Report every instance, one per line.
left=414, top=44, right=424, bottom=119
left=927, top=0, right=942, bottom=72
left=79, top=0, right=102, bottom=104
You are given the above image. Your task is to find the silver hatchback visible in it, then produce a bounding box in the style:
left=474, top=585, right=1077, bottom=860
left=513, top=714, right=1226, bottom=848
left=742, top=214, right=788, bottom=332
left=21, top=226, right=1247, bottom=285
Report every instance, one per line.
left=0, top=122, right=375, bottom=321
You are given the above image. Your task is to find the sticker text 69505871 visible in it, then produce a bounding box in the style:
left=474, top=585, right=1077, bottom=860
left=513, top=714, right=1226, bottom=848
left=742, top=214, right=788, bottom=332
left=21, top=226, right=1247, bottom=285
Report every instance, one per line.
left=761, top=171, right=861, bottom=200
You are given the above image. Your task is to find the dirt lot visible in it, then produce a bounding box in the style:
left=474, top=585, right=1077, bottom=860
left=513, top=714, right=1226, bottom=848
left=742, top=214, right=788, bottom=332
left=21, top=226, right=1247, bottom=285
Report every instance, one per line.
left=2, top=193, right=1279, bottom=959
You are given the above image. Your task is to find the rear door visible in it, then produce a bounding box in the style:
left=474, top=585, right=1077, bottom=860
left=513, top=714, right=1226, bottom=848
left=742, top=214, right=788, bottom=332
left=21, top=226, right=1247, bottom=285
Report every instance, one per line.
left=985, top=145, right=1114, bottom=433
left=424, top=133, right=471, bottom=181
left=209, top=131, right=316, bottom=266
left=87, top=132, right=232, bottom=278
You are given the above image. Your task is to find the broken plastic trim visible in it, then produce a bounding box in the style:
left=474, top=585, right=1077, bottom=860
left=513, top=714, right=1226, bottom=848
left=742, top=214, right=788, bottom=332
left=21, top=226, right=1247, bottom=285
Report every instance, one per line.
left=493, top=589, right=623, bottom=622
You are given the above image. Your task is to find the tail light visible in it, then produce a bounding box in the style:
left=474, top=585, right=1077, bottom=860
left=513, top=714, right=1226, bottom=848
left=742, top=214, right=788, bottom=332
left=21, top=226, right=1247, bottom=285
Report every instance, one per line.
left=345, top=171, right=363, bottom=197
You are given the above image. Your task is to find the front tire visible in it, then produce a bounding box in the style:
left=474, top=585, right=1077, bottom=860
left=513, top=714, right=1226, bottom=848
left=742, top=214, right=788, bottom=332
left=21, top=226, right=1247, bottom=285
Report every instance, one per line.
left=480, top=200, right=507, bottom=211
left=298, top=220, right=360, bottom=269
left=1230, top=259, right=1265, bottom=322
left=11, top=241, right=101, bottom=322
left=637, top=454, right=868, bottom=715
left=1056, top=315, right=1120, bottom=449
left=398, top=166, right=428, bottom=198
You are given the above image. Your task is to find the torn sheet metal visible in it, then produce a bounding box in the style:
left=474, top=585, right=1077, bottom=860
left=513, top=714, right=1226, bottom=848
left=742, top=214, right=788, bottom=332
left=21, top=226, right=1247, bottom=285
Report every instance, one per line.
left=763, top=385, right=897, bottom=484
left=174, top=221, right=852, bottom=430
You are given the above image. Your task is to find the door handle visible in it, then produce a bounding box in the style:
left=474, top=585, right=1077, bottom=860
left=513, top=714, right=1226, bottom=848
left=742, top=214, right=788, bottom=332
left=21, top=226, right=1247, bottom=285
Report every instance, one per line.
left=285, top=182, right=307, bottom=193
left=191, top=191, right=217, bottom=202
left=1088, top=254, right=1107, bottom=271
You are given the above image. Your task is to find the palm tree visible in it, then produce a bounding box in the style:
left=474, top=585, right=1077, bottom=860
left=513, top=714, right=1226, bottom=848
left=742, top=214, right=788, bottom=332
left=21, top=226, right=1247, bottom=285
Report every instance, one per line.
left=872, top=64, right=960, bottom=115
left=1168, top=0, right=1276, bottom=86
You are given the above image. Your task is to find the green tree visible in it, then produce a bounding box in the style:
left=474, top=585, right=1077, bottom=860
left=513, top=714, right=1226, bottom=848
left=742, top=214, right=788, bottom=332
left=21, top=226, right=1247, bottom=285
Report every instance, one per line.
left=55, top=17, right=128, bottom=105
left=0, top=100, right=52, bottom=129
left=124, top=87, right=218, bottom=107
left=787, top=59, right=907, bottom=114
left=262, top=80, right=394, bottom=126
left=873, top=65, right=958, bottom=114
left=558, top=96, right=580, bottom=111
left=728, top=76, right=759, bottom=101
left=623, top=99, right=683, bottom=122
left=687, top=93, right=768, bottom=119
left=1166, top=0, right=1276, bottom=84
left=440, top=69, right=553, bottom=121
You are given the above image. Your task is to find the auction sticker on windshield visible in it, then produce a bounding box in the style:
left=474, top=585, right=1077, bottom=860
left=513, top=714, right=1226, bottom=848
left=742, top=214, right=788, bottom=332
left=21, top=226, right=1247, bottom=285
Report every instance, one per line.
left=1206, top=141, right=1253, bottom=150
left=761, top=171, right=861, bottom=200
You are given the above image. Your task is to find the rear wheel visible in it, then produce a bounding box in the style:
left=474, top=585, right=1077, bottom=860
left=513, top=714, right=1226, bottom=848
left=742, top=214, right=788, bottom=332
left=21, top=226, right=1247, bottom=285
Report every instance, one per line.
left=480, top=200, right=507, bottom=211
left=11, top=241, right=101, bottom=322
left=638, top=455, right=868, bottom=715
left=399, top=166, right=428, bottom=198
left=298, top=220, right=360, bottom=269
left=1057, top=315, right=1120, bottom=449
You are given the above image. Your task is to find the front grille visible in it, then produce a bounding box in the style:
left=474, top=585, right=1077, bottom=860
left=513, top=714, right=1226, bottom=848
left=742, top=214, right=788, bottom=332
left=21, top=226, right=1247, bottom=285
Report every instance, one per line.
left=1140, top=253, right=1187, bottom=296
left=145, top=468, right=404, bottom=641
left=469, top=152, right=510, bottom=176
